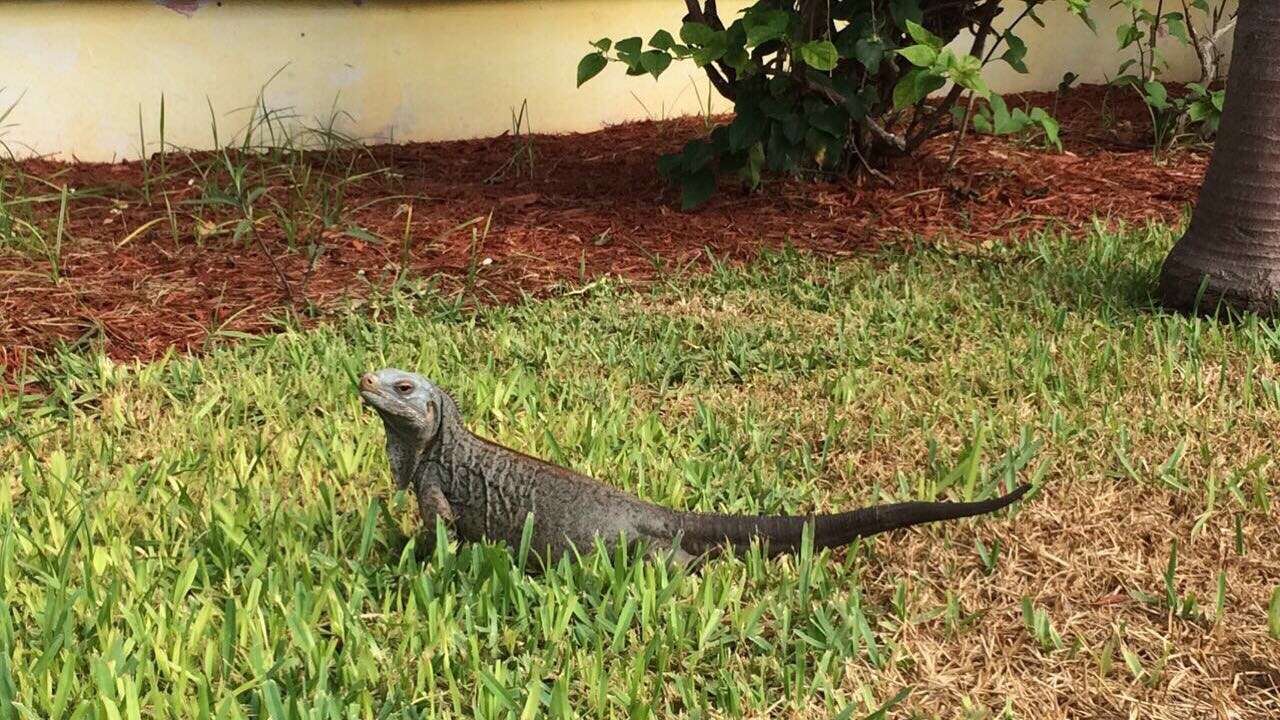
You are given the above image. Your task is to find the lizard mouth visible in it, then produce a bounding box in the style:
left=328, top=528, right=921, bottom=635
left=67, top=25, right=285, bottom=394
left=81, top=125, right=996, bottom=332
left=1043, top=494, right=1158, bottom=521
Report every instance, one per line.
left=360, top=387, right=421, bottom=425
left=358, top=372, right=396, bottom=410
left=360, top=388, right=402, bottom=415
left=358, top=371, right=434, bottom=428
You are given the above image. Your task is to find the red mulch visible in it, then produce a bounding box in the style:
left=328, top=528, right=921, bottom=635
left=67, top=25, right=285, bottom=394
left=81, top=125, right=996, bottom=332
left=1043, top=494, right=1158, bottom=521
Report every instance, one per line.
left=0, top=84, right=1207, bottom=389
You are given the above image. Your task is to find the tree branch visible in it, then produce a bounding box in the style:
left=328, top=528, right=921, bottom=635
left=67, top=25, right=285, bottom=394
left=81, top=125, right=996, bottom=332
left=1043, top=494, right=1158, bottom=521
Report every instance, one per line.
left=905, top=0, right=1001, bottom=149
left=683, top=0, right=736, bottom=100
left=1145, top=0, right=1165, bottom=83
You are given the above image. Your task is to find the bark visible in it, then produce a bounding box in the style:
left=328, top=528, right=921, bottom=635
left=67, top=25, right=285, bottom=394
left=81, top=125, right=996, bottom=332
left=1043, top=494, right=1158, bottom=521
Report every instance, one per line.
left=1158, top=0, right=1280, bottom=317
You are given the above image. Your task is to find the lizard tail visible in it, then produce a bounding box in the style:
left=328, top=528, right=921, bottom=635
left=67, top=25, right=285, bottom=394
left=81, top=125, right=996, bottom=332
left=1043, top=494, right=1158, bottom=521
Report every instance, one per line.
left=674, top=484, right=1032, bottom=558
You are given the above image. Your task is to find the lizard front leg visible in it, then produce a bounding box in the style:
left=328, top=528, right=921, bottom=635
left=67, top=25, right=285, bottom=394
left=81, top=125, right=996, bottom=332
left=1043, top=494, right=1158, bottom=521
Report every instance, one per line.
left=417, top=481, right=455, bottom=553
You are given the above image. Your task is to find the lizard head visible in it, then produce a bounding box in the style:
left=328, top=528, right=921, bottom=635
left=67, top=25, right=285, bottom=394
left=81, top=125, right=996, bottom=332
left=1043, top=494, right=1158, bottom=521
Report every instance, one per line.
left=359, top=368, right=445, bottom=488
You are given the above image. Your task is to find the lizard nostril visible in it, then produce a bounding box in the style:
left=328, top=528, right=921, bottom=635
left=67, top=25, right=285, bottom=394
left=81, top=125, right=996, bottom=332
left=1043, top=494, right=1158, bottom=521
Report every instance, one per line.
left=360, top=373, right=378, bottom=391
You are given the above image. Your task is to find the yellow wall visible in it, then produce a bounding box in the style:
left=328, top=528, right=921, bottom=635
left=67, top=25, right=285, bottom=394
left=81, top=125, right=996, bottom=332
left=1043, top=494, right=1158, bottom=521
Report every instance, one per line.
left=0, top=1, right=1230, bottom=161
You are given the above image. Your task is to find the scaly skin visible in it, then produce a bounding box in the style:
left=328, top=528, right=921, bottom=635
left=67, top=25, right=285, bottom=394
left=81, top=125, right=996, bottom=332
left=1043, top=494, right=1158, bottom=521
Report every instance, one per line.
left=430, top=405, right=683, bottom=561
left=359, top=368, right=1031, bottom=569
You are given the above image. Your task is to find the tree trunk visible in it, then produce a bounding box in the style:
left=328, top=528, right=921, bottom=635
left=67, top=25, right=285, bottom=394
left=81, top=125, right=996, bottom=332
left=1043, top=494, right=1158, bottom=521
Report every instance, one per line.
left=1158, top=0, right=1280, bottom=317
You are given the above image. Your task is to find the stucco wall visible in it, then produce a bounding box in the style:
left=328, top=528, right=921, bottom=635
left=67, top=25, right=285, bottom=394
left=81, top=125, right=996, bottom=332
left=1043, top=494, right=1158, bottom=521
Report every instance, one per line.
left=0, top=1, right=1232, bottom=161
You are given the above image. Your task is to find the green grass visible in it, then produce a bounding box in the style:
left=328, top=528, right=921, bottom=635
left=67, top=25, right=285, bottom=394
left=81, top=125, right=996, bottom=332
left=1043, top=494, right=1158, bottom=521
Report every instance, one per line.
left=3, top=226, right=1278, bottom=719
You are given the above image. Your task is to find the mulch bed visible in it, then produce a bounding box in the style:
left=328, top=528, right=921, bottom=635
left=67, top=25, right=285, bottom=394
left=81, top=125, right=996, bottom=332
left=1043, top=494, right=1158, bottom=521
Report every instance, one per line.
left=0, top=84, right=1208, bottom=388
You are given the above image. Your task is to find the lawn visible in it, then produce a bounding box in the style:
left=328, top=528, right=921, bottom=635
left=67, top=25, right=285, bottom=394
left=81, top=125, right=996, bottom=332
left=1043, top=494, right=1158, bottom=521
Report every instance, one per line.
left=3, top=225, right=1278, bottom=719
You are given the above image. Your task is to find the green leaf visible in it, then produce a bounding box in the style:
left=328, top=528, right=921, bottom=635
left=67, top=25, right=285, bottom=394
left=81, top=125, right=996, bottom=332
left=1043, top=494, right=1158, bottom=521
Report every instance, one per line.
left=854, top=37, right=887, bottom=73
left=577, top=53, right=608, bottom=87
left=986, top=95, right=1025, bottom=134
left=897, top=44, right=938, bottom=68
left=261, top=681, right=289, bottom=720
left=893, top=68, right=944, bottom=109
left=1002, top=33, right=1028, bottom=74
left=805, top=128, right=840, bottom=167
left=681, top=168, right=716, bottom=210
left=687, top=28, right=729, bottom=67
left=656, top=152, right=682, bottom=179
left=640, top=50, right=672, bottom=79
left=860, top=686, right=913, bottom=720
left=890, top=0, right=924, bottom=29
left=681, top=139, right=716, bottom=171
left=1116, top=23, right=1141, bottom=50
left=914, top=77, right=945, bottom=108
left=591, top=38, right=612, bottom=53
left=615, top=36, right=643, bottom=58
left=893, top=76, right=917, bottom=110
left=760, top=95, right=792, bottom=120
left=1144, top=81, right=1169, bottom=110
left=691, top=41, right=729, bottom=67
left=905, top=20, right=943, bottom=50
left=947, top=52, right=989, bottom=97
left=476, top=669, right=518, bottom=710
left=727, top=109, right=766, bottom=152
left=781, top=112, right=806, bottom=143
left=743, top=8, right=790, bottom=47
left=798, top=40, right=839, bottom=71
left=917, top=70, right=946, bottom=105
left=1164, top=13, right=1191, bottom=44
left=946, top=52, right=983, bottom=81
left=957, top=75, right=990, bottom=99
left=846, top=86, right=872, bottom=120
left=680, top=21, right=717, bottom=47
left=742, top=142, right=764, bottom=189
left=723, top=46, right=752, bottom=73
left=1068, top=1, right=1097, bottom=32
left=996, top=111, right=1027, bottom=135
left=972, top=111, right=993, bottom=134
left=765, top=126, right=799, bottom=173
left=806, top=104, right=848, bottom=138
left=1029, top=107, right=1061, bottom=149
left=649, top=30, right=676, bottom=51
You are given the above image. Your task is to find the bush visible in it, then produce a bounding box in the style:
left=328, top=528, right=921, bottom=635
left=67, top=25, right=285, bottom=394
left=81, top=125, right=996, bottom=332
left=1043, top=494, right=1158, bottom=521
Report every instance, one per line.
left=1109, top=0, right=1233, bottom=150
left=579, top=0, right=1091, bottom=208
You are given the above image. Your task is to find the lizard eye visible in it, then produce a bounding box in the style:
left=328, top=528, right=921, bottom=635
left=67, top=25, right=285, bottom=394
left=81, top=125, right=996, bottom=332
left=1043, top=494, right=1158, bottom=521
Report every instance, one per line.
left=394, top=381, right=414, bottom=394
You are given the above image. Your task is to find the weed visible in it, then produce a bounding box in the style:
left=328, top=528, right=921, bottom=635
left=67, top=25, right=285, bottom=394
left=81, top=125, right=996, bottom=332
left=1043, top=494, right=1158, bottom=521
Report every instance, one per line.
left=486, top=100, right=537, bottom=183
left=1021, top=597, right=1065, bottom=653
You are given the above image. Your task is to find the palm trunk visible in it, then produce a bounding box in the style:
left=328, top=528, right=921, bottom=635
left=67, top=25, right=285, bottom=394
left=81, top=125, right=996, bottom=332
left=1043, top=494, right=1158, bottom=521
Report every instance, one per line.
left=1158, top=0, right=1280, bottom=317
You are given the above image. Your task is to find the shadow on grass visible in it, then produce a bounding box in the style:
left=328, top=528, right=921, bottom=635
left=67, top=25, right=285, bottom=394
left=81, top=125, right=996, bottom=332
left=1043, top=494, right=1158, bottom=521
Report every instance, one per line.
left=980, top=223, right=1173, bottom=321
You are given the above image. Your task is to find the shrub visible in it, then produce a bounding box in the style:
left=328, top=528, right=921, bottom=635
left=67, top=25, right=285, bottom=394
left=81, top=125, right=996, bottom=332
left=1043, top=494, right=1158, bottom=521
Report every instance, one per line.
left=1109, top=0, right=1234, bottom=149
left=578, top=0, right=1092, bottom=208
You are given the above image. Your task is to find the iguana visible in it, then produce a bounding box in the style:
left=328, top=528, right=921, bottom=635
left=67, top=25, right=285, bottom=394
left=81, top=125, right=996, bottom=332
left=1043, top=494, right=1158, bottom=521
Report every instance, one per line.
left=359, top=368, right=1031, bottom=567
